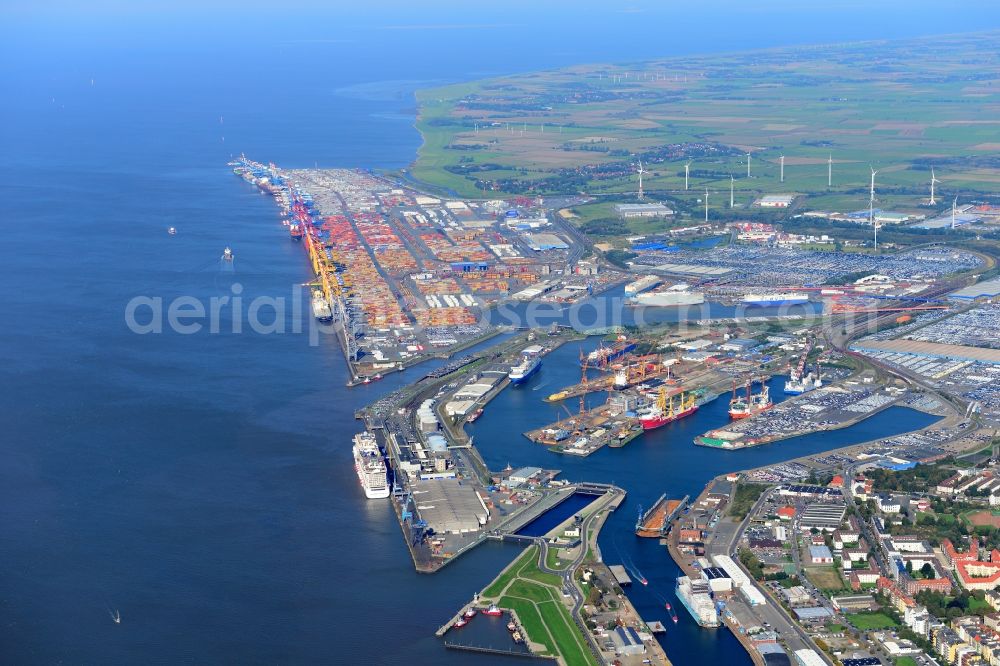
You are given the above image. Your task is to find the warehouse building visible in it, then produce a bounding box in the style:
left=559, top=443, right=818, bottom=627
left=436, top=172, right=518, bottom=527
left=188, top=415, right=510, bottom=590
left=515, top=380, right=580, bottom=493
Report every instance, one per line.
left=754, top=194, right=796, bottom=208
left=412, top=477, right=489, bottom=534
left=614, top=203, right=674, bottom=218
left=949, top=277, right=1000, bottom=301
left=525, top=233, right=569, bottom=251
left=799, top=503, right=847, bottom=532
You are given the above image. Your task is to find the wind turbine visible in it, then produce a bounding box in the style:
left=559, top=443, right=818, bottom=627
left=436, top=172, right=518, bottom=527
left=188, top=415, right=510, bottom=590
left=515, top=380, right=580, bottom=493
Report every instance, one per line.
left=730, top=175, right=735, bottom=208
left=930, top=168, right=940, bottom=205
left=868, top=166, right=881, bottom=251
left=746, top=150, right=752, bottom=178
left=779, top=155, right=785, bottom=183
left=952, top=196, right=958, bottom=230
left=636, top=161, right=646, bottom=200
left=684, top=161, right=691, bottom=190
left=828, top=154, right=833, bottom=187
left=704, top=188, right=710, bottom=222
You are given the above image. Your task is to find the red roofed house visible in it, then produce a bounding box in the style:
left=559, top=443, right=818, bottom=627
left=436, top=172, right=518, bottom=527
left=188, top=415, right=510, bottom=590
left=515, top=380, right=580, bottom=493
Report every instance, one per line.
left=829, top=475, right=844, bottom=489
left=777, top=506, right=796, bottom=521
left=943, top=538, right=980, bottom=567
left=943, top=538, right=1000, bottom=591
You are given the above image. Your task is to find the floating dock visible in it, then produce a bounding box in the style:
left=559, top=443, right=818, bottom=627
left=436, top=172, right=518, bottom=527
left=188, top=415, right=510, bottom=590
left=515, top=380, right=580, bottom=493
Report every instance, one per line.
left=609, top=565, right=633, bottom=586
left=635, top=494, right=689, bottom=538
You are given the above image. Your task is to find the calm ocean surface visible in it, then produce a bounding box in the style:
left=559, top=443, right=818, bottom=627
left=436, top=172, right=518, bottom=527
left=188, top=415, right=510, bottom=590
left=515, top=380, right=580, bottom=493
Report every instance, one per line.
left=0, top=2, right=991, bottom=663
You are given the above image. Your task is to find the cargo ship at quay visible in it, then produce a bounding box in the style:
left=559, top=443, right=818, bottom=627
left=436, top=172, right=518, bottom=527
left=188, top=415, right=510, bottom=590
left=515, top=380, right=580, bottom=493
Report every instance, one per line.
left=508, top=345, right=543, bottom=385
left=637, top=389, right=699, bottom=430
left=728, top=380, right=773, bottom=419
left=741, top=292, right=809, bottom=307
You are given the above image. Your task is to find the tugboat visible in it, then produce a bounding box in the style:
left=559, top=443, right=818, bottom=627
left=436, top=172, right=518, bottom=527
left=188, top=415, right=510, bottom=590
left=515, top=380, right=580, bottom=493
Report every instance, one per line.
left=463, top=608, right=477, bottom=619
left=453, top=617, right=468, bottom=629
left=483, top=603, right=503, bottom=617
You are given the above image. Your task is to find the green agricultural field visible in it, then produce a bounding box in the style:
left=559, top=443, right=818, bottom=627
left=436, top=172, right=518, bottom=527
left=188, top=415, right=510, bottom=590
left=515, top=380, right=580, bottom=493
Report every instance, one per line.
left=846, top=612, right=900, bottom=630
left=410, top=31, right=1000, bottom=207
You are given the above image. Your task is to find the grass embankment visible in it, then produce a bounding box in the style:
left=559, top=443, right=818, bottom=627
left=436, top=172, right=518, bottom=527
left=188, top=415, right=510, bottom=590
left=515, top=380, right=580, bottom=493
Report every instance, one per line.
left=479, top=545, right=596, bottom=666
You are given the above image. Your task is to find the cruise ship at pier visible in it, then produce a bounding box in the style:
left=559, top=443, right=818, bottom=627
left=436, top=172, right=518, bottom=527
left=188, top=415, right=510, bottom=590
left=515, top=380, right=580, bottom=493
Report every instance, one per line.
left=353, top=432, right=390, bottom=499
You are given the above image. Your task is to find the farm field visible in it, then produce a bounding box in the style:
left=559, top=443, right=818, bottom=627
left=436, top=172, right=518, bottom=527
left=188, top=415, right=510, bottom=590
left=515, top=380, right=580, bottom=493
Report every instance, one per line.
left=410, top=31, right=1000, bottom=206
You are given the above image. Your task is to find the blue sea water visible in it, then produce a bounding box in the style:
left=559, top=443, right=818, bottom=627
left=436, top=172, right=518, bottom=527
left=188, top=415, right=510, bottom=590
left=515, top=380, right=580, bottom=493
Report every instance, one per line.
left=0, top=2, right=992, bottom=664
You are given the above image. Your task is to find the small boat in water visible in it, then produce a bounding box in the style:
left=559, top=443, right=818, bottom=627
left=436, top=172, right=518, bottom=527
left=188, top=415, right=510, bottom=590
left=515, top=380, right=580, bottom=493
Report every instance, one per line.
left=483, top=603, right=503, bottom=617
left=167, top=227, right=176, bottom=235
left=222, top=246, right=234, bottom=262
left=507, top=620, right=517, bottom=632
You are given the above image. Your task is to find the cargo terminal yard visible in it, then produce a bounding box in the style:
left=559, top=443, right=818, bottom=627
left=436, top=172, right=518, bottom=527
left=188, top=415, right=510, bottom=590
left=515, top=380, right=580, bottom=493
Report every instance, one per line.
left=231, top=149, right=1000, bottom=666
left=693, top=368, right=908, bottom=450
left=343, top=239, right=997, bottom=666
left=230, top=157, right=622, bottom=382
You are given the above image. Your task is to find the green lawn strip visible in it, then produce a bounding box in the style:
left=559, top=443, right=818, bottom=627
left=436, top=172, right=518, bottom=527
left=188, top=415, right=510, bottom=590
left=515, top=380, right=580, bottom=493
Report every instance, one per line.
left=481, top=546, right=538, bottom=598
left=499, top=595, right=558, bottom=656
left=503, top=578, right=596, bottom=665
left=521, top=569, right=564, bottom=587
left=506, top=578, right=558, bottom=604
left=545, top=546, right=567, bottom=570
left=536, top=599, right=597, bottom=666
left=846, top=612, right=899, bottom=630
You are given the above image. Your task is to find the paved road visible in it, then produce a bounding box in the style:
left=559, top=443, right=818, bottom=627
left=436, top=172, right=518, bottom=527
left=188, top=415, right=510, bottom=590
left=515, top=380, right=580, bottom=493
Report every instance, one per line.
left=706, top=487, right=831, bottom=662
left=536, top=490, right=621, bottom=664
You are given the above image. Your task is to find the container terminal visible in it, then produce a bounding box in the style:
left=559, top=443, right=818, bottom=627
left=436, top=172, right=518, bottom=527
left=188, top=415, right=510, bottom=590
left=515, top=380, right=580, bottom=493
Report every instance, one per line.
left=229, top=156, right=623, bottom=382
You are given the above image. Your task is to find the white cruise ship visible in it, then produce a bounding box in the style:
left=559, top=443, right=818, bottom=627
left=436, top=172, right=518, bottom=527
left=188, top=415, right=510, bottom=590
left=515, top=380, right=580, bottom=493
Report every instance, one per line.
left=353, top=432, right=390, bottom=499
